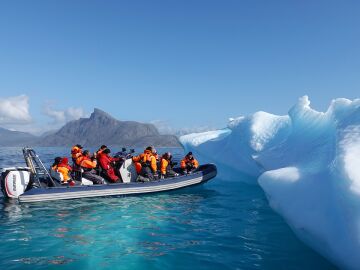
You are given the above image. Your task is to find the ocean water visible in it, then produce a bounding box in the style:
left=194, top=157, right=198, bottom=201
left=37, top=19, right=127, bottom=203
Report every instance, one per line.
left=0, top=147, right=336, bottom=270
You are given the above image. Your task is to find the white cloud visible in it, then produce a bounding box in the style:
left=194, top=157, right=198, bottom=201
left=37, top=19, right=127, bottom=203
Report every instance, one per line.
left=0, top=96, right=87, bottom=135
left=0, top=95, right=32, bottom=124
left=66, top=107, right=86, bottom=121
left=43, top=103, right=87, bottom=125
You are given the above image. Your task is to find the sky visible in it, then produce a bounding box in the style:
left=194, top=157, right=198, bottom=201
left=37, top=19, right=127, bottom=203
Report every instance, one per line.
left=0, top=0, right=359, bottom=134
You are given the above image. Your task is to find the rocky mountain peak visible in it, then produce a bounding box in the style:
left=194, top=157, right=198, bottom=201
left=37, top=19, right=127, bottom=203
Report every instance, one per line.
left=36, top=108, right=179, bottom=147
left=90, top=108, right=116, bottom=120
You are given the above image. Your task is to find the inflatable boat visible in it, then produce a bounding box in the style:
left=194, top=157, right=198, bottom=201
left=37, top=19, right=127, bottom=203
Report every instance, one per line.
left=0, top=148, right=217, bottom=203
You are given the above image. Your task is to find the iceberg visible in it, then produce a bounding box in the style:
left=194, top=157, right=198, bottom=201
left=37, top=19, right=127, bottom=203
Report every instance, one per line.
left=180, top=96, right=360, bottom=270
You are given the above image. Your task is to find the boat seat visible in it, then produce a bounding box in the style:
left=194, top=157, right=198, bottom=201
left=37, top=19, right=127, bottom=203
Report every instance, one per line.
left=81, top=178, right=93, bottom=185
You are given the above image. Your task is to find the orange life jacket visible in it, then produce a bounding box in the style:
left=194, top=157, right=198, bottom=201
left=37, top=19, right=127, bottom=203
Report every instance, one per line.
left=76, top=155, right=85, bottom=166
left=71, top=146, right=82, bottom=159
left=57, top=165, right=71, bottom=182
left=132, top=150, right=157, bottom=172
left=51, top=165, right=70, bottom=182
left=180, top=157, right=199, bottom=169
left=160, top=158, right=170, bottom=175
left=80, top=156, right=97, bottom=170
left=134, top=162, right=142, bottom=173
left=142, top=150, right=157, bottom=172
left=132, top=153, right=144, bottom=173
left=132, top=152, right=144, bottom=162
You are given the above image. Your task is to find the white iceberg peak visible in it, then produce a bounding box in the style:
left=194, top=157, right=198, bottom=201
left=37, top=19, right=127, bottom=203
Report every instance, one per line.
left=180, top=96, right=360, bottom=270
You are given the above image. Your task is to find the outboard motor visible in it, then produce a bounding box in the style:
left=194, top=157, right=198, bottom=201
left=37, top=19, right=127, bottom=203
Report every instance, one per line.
left=1, top=167, right=31, bottom=199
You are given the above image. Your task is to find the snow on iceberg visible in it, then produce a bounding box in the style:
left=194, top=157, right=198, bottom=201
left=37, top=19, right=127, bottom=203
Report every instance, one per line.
left=179, top=96, right=360, bottom=269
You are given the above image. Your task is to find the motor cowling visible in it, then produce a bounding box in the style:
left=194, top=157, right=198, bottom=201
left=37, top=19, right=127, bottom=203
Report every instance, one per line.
left=1, top=168, right=31, bottom=199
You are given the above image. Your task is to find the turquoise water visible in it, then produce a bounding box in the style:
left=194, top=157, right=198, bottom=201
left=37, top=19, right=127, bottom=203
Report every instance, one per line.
left=0, top=148, right=336, bottom=269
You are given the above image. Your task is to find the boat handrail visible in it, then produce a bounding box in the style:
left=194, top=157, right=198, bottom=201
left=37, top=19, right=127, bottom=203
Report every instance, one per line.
left=23, top=147, right=57, bottom=188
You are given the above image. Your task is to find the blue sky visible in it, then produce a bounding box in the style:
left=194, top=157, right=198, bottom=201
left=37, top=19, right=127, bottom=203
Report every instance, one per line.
left=0, top=0, right=359, bottom=134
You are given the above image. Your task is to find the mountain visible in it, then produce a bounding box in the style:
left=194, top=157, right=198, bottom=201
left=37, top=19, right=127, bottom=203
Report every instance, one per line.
left=37, top=108, right=180, bottom=147
left=0, top=127, right=37, bottom=146
left=40, top=129, right=58, bottom=137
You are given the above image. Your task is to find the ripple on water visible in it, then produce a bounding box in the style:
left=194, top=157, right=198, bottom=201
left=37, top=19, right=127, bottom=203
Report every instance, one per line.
left=0, top=148, right=337, bottom=270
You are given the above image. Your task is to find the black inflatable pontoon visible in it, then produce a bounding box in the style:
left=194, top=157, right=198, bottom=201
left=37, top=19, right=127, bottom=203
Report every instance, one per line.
left=1, top=148, right=217, bottom=203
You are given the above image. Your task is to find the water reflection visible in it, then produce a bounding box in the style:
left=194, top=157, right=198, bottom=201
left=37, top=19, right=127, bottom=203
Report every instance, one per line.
left=2, top=199, right=31, bottom=223
left=0, top=148, right=337, bottom=269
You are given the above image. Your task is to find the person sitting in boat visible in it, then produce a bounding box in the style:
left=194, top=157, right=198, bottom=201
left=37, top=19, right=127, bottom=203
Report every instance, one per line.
left=71, top=144, right=83, bottom=164
left=153, top=148, right=161, bottom=170
left=180, top=152, right=199, bottom=174
left=98, top=148, right=121, bottom=183
left=94, top=145, right=108, bottom=172
left=78, top=150, right=104, bottom=184
left=114, top=146, right=135, bottom=163
left=160, top=152, right=178, bottom=178
left=95, top=145, right=107, bottom=158
left=132, top=148, right=147, bottom=174
left=133, top=146, right=158, bottom=181
left=50, top=157, right=62, bottom=179
left=57, top=157, right=75, bottom=186
left=115, top=147, right=127, bottom=158
left=153, top=148, right=159, bottom=162
left=50, top=157, right=74, bottom=186
left=51, top=157, right=62, bottom=170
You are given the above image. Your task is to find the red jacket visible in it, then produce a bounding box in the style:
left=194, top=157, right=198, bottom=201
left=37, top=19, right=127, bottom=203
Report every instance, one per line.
left=98, top=153, right=118, bottom=170
left=98, top=153, right=120, bottom=182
